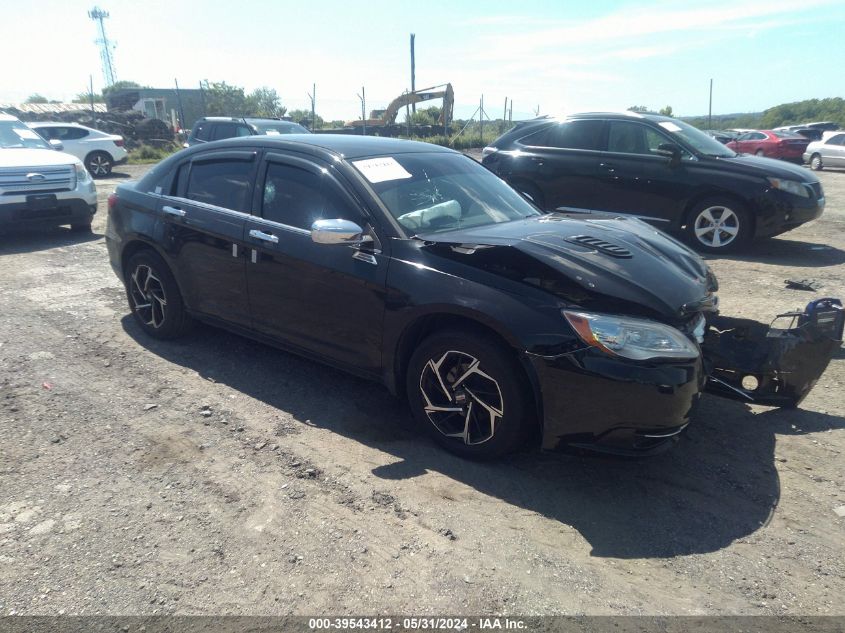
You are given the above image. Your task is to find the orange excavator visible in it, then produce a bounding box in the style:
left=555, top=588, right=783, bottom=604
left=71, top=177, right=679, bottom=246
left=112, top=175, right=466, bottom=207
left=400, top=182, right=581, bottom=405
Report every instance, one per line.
left=347, top=83, right=454, bottom=129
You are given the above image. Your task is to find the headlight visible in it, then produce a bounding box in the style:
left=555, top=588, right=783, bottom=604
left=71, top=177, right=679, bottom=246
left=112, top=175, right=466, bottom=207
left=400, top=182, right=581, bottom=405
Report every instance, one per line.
left=74, top=162, right=91, bottom=183
left=563, top=310, right=700, bottom=361
left=768, top=177, right=809, bottom=198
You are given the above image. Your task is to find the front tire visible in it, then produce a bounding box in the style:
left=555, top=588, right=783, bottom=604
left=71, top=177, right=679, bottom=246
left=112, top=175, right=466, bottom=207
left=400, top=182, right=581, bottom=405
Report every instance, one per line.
left=70, top=220, right=92, bottom=232
left=684, top=199, right=752, bottom=253
left=125, top=250, right=192, bottom=339
left=755, top=149, right=765, bottom=157
left=85, top=151, right=113, bottom=178
left=810, top=153, right=823, bottom=171
left=406, top=330, right=531, bottom=459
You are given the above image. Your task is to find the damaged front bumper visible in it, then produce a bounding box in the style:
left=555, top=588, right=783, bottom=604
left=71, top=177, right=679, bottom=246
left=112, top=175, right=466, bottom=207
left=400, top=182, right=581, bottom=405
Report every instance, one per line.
left=702, top=298, right=844, bottom=408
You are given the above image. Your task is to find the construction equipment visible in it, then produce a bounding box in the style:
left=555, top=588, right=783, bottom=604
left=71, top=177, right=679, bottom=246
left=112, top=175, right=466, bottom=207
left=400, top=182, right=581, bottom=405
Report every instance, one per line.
left=347, top=83, right=454, bottom=132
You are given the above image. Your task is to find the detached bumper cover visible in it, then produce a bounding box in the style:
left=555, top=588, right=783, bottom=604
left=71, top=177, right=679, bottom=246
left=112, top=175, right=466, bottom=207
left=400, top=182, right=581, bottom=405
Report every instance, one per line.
left=702, top=298, right=844, bottom=408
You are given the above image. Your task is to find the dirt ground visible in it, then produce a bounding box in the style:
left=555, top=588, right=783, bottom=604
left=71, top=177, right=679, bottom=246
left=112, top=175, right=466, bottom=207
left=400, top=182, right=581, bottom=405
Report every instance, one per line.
left=0, top=160, right=843, bottom=616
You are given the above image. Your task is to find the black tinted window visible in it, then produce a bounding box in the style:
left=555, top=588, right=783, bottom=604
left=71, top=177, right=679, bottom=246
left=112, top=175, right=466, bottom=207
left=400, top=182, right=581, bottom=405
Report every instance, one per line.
left=522, top=121, right=603, bottom=150
left=607, top=122, right=669, bottom=155
left=185, top=159, right=254, bottom=211
left=62, top=127, right=89, bottom=140
left=211, top=123, right=252, bottom=141
left=262, top=163, right=360, bottom=230
left=193, top=122, right=208, bottom=140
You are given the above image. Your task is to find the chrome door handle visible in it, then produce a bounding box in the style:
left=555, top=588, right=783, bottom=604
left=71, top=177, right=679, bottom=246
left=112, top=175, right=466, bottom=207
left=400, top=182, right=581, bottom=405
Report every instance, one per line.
left=249, top=229, right=279, bottom=244
left=162, top=205, right=186, bottom=217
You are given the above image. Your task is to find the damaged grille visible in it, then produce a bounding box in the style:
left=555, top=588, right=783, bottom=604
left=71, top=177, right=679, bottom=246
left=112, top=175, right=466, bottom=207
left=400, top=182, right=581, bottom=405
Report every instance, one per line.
left=564, top=235, right=632, bottom=259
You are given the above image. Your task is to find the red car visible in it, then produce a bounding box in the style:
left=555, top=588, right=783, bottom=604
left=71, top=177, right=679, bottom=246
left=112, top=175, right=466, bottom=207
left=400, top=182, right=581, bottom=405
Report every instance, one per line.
left=726, top=130, right=809, bottom=162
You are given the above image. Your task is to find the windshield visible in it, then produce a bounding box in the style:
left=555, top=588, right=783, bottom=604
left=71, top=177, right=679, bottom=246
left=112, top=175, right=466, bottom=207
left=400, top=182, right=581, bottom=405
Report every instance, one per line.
left=252, top=122, right=309, bottom=135
left=353, top=153, right=541, bottom=236
left=656, top=119, right=736, bottom=158
left=0, top=121, right=51, bottom=149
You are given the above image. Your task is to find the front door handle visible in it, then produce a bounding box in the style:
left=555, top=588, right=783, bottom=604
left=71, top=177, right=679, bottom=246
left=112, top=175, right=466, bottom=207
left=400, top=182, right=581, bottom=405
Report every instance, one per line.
left=249, top=229, right=279, bottom=244
left=162, top=205, right=186, bottom=218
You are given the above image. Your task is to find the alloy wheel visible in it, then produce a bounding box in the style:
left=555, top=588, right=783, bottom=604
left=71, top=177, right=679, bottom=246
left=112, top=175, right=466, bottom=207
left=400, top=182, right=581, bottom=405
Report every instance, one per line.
left=88, top=154, right=111, bottom=176
left=129, top=264, right=167, bottom=329
left=811, top=155, right=823, bottom=170
left=693, top=206, right=740, bottom=249
left=419, top=350, right=504, bottom=445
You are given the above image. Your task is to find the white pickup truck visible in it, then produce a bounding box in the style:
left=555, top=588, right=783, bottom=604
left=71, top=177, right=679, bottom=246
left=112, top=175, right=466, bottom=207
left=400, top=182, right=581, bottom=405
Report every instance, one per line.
left=0, top=113, right=98, bottom=232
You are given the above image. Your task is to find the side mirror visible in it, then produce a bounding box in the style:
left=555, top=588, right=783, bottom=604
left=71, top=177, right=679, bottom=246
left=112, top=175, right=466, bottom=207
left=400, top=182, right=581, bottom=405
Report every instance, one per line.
left=656, top=142, right=682, bottom=166
left=49, top=139, right=64, bottom=151
left=311, top=219, right=365, bottom=245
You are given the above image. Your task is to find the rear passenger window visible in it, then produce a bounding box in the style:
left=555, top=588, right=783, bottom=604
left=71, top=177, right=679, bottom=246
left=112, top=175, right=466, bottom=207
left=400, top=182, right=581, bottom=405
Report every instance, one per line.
left=193, top=122, right=208, bottom=140
left=211, top=123, right=252, bottom=141
left=522, top=121, right=603, bottom=150
left=185, top=159, right=254, bottom=212
left=62, top=127, right=89, bottom=140
left=262, top=162, right=361, bottom=230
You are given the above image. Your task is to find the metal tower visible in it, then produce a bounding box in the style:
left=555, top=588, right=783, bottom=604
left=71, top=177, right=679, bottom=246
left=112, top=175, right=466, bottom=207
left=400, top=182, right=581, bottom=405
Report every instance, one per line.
left=88, top=7, right=117, bottom=86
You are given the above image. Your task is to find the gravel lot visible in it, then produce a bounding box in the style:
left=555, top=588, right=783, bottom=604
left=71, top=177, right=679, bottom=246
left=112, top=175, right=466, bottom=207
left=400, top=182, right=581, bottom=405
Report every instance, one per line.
left=0, top=160, right=843, bottom=616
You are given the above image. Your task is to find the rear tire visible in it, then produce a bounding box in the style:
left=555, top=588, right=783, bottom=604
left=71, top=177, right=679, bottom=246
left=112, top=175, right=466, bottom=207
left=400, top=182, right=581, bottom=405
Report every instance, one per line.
left=684, top=198, right=752, bottom=253
left=124, top=250, right=192, bottom=339
left=85, top=151, right=113, bottom=178
left=406, top=329, right=531, bottom=459
left=810, top=154, right=823, bottom=171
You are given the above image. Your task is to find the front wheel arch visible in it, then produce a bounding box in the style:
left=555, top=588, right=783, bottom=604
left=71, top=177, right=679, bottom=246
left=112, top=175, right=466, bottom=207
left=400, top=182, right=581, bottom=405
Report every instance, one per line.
left=392, top=312, right=542, bottom=442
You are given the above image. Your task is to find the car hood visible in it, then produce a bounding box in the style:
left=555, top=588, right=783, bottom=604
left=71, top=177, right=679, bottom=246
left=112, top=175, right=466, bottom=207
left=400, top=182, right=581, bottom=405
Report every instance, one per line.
left=0, top=148, right=79, bottom=168
left=703, top=153, right=817, bottom=181
left=417, top=214, right=718, bottom=321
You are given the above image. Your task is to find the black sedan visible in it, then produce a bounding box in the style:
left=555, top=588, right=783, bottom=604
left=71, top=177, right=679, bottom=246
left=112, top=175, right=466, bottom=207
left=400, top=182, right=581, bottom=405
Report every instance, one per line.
left=105, top=136, right=843, bottom=458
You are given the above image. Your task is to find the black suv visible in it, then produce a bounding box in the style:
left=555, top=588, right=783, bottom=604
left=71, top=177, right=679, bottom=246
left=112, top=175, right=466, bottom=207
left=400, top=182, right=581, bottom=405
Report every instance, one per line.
left=105, top=136, right=842, bottom=458
left=482, top=113, right=825, bottom=253
left=186, top=117, right=309, bottom=146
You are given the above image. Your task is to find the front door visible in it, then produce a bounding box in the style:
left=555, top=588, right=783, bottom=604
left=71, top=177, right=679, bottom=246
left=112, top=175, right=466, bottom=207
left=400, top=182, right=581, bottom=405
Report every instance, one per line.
left=595, top=120, right=692, bottom=226
left=244, top=153, right=388, bottom=374
left=159, top=150, right=257, bottom=326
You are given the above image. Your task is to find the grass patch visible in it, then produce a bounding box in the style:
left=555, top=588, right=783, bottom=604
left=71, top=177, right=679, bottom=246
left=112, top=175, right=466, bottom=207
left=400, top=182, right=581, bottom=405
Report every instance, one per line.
left=127, top=143, right=181, bottom=164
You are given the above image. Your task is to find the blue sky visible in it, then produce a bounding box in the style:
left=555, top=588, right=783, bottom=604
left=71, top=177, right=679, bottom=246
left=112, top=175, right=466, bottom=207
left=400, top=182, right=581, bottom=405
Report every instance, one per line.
left=2, top=0, right=843, bottom=121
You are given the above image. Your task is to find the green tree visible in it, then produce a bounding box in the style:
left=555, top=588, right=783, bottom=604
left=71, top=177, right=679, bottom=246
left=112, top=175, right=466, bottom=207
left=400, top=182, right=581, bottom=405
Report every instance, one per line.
left=25, top=94, right=48, bottom=103
left=247, top=87, right=286, bottom=118
left=201, top=80, right=251, bottom=116
left=659, top=105, right=673, bottom=117
left=73, top=91, right=103, bottom=103
left=287, top=108, right=324, bottom=130
left=102, top=80, right=143, bottom=96
left=408, top=106, right=441, bottom=125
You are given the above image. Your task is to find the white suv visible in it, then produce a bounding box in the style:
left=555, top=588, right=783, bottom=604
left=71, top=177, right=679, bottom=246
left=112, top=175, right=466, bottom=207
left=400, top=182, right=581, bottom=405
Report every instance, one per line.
left=27, top=121, right=128, bottom=177
left=0, top=113, right=98, bottom=232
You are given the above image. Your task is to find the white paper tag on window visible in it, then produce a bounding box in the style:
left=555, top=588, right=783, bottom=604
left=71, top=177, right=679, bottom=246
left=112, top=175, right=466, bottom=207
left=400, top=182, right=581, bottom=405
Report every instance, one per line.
left=352, top=157, right=413, bottom=184
left=265, top=129, right=281, bottom=135
left=15, top=128, right=41, bottom=140
left=658, top=121, right=682, bottom=133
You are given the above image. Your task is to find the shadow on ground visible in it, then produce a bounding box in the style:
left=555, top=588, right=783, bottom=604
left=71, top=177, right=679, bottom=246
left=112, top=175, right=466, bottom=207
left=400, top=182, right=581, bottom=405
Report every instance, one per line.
left=0, top=227, right=101, bottom=255
left=122, top=316, right=844, bottom=560
left=709, top=237, right=845, bottom=268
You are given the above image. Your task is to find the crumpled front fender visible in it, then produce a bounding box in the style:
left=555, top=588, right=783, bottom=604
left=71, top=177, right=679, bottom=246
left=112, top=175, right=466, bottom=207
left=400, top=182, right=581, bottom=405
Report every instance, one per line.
left=702, top=298, right=843, bottom=408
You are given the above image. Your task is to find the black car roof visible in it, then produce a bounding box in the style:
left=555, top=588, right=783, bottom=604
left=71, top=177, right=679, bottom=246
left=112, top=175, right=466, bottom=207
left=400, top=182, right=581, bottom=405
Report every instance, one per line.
left=188, top=134, right=454, bottom=160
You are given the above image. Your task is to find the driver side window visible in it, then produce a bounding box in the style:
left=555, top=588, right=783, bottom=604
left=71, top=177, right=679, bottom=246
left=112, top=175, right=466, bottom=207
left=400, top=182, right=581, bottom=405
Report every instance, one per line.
left=261, top=162, right=363, bottom=231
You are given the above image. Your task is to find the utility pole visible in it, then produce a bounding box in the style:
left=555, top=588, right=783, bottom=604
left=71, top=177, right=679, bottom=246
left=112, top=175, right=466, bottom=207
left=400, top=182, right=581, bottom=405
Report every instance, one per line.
left=410, top=33, right=416, bottom=114
left=708, top=78, right=713, bottom=130
left=89, top=75, right=95, bottom=114
left=479, top=95, right=484, bottom=146
left=174, top=78, right=186, bottom=132
left=502, top=97, right=508, bottom=133
left=307, top=83, right=316, bottom=131
left=88, top=7, right=117, bottom=87
left=357, top=87, right=366, bottom=136
left=199, top=81, right=207, bottom=117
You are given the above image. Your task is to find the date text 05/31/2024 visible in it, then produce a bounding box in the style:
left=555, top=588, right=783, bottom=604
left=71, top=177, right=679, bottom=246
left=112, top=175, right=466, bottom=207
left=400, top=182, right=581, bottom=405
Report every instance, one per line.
left=308, top=618, right=527, bottom=630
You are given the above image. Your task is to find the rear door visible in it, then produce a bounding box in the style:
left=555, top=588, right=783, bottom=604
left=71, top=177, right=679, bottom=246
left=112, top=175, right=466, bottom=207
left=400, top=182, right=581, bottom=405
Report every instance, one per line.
left=160, top=150, right=257, bottom=326
left=513, top=119, right=605, bottom=211
left=595, top=120, right=693, bottom=225
left=244, top=153, right=388, bottom=373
